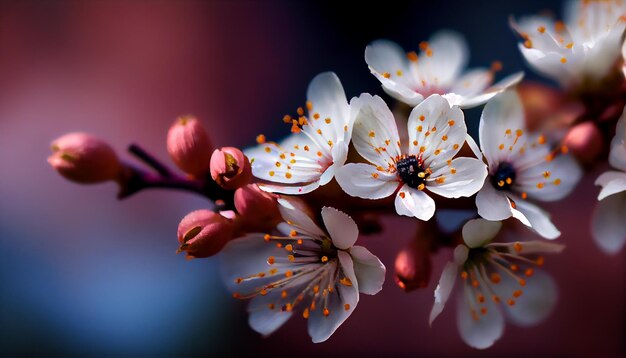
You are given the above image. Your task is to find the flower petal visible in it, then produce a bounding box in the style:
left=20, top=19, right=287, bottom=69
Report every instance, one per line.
left=306, top=72, right=351, bottom=144
left=476, top=181, right=514, bottom=221
left=427, top=157, right=488, bottom=198
left=319, top=141, right=349, bottom=186
left=308, top=252, right=359, bottom=343
left=349, top=245, right=386, bottom=295
left=350, top=93, right=402, bottom=168
left=479, top=90, right=525, bottom=168
left=418, top=30, right=469, bottom=88
left=596, top=170, right=626, bottom=200
left=456, top=283, right=505, bottom=349
left=277, top=198, right=325, bottom=237
left=609, top=107, right=626, bottom=171
left=335, top=163, right=399, bottom=200
left=394, top=184, right=436, bottom=221
left=429, top=253, right=461, bottom=326
left=516, top=153, right=582, bottom=202
left=450, top=69, right=493, bottom=96
left=321, top=206, right=359, bottom=250
left=453, top=72, right=525, bottom=109
left=462, top=219, right=502, bottom=248
left=513, top=199, right=560, bottom=239
left=407, top=94, right=467, bottom=167
left=500, top=270, right=557, bottom=327
left=592, top=191, right=626, bottom=254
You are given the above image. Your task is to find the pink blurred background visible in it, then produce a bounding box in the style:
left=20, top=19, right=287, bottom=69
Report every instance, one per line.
left=0, top=0, right=623, bottom=356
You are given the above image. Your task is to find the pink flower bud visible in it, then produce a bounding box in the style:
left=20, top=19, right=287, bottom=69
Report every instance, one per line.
left=210, top=147, right=252, bottom=190
left=563, top=121, right=603, bottom=165
left=48, top=132, right=121, bottom=184
left=177, top=209, right=234, bottom=259
left=394, top=239, right=432, bottom=292
left=234, top=184, right=281, bottom=231
left=166, top=115, right=213, bottom=177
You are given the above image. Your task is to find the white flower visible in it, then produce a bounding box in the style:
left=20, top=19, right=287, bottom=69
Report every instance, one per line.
left=220, top=199, right=385, bottom=343
left=365, top=30, right=523, bottom=108
left=429, top=219, right=563, bottom=349
left=336, top=94, right=488, bottom=221
left=592, top=106, right=626, bottom=253
left=511, top=0, right=626, bottom=88
left=475, top=91, right=582, bottom=239
left=245, top=72, right=352, bottom=194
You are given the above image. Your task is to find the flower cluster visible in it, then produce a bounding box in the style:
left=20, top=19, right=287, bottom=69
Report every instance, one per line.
left=48, top=0, right=626, bottom=351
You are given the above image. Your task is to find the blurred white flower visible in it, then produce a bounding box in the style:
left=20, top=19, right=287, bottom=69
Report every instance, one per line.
left=365, top=31, right=523, bottom=108
left=336, top=94, right=487, bottom=221
left=220, top=199, right=385, bottom=343
left=245, top=72, right=352, bottom=194
left=592, top=106, right=626, bottom=253
left=429, top=219, right=563, bottom=349
left=475, top=91, right=582, bottom=239
left=511, top=0, right=626, bottom=88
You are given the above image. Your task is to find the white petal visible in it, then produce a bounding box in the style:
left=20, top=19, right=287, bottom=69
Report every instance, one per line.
left=465, top=133, right=483, bottom=159
left=419, top=30, right=469, bottom=88
left=407, top=94, right=467, bottom=167
left=514, top=199, right=560, bottom=239
left=321, top=207, right=359, bottom=250
left=349, top=245, right=386, bottom=295
left=335, top=163, right=399, bottom=200
left=609, top=107, right=626, bottom=171
left=592, top=191, right=626, bottom=254
left=478, top=90, right=525, bottom=168
left=307, top=72, right=351, bottom=145
left=456, top=284, right=505, bottom=349
left=308, top=252, right=359, bottom=343
left=500, top=270, right=558, bottom=327
left=516, top=153, right=582, bottom=202
left=248, top=291, right=294, bottom=336
left=394, top=185, right=436, bottom=221
left=277, top=198, right=325, bottom=237
left=450, top=69, right=493, bottom=96
left=596, top=170, right=626, bottom=200
left=350, top=93, right=402, bottom=168
left=476, top=181, right=514, bottom=221
left=429, top=257, right=459, bottom=326
left=462, top=219, right=502, bottom=248
left=454, top=72, right=525, bottom=109
left=427, top=157, right=488, bottom=198
left=320, top=141, right=349, bottom=186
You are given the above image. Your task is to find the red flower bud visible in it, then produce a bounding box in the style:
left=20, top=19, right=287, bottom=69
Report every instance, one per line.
left=177, top=209, right=234, bottom=259
left=48, top=132, right=121, bottom=184
left=210, top=147, right=252, bottom=190
left=563, top=121, right=603, bottom=165
left=166, top=115, right=213, bottom=177
left=394, top=239, right=432, bottom=292
left=234, top=184, right=281, bottom=232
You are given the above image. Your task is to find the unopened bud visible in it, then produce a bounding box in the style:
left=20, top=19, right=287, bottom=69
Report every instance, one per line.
left=563, top=121, right=603, bottom=165
left=234, top=184, right=281, bottom=231
left=48, top=132, right=121, bottom=184
left=394, top=239, right=432, bottom=292
left=166, top=115, right=213, bottom=177
left=210, top=147, right=252, bottom=190
left=177, top=209, right=234, bottom=259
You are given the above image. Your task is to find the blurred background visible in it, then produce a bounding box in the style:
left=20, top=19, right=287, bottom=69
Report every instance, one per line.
left=0, top=0, right=623, bottom=356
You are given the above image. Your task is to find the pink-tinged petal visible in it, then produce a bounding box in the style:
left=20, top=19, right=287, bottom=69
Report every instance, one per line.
left=592, top=191, right=626, bottom=254
left=276, top=198, right=325, bottom=237
left=516, top=153, right=582, bottom=202
left=596, top=171, right=626, bottom=200
left=427, top=157, right=488, bottom=198
left=349, top=245, right=386, bottom=295
left=350, top=94, right=402, bottom=168
left=335, top=163, right=399, bottom=200
left=462, top=219, right=502, bottom=248
left=609, top=107, right=626, bottom=171
left=429, top=246, right=466, bottom=326
left=308, top=252, right=359, bottom=343
left=514, top=199, right=560, bottom=239
left=456, top=282, right=505, bottom=349
left=498, top=270, right=557, bottom=327
left=321, top=207, right=359, bottom=250
left=407, top=94, right=467, bottom=167
left=394, top=185, right=437, bottom=221
left=479, top=90, right=525, bottom=168
left=476, top=182, right=513, bottom=221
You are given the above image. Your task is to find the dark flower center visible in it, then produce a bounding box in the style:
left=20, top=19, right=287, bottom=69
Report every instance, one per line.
left=396, top=155, right=429, bottom=189
left=491, top=162, right=516, bottom=191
